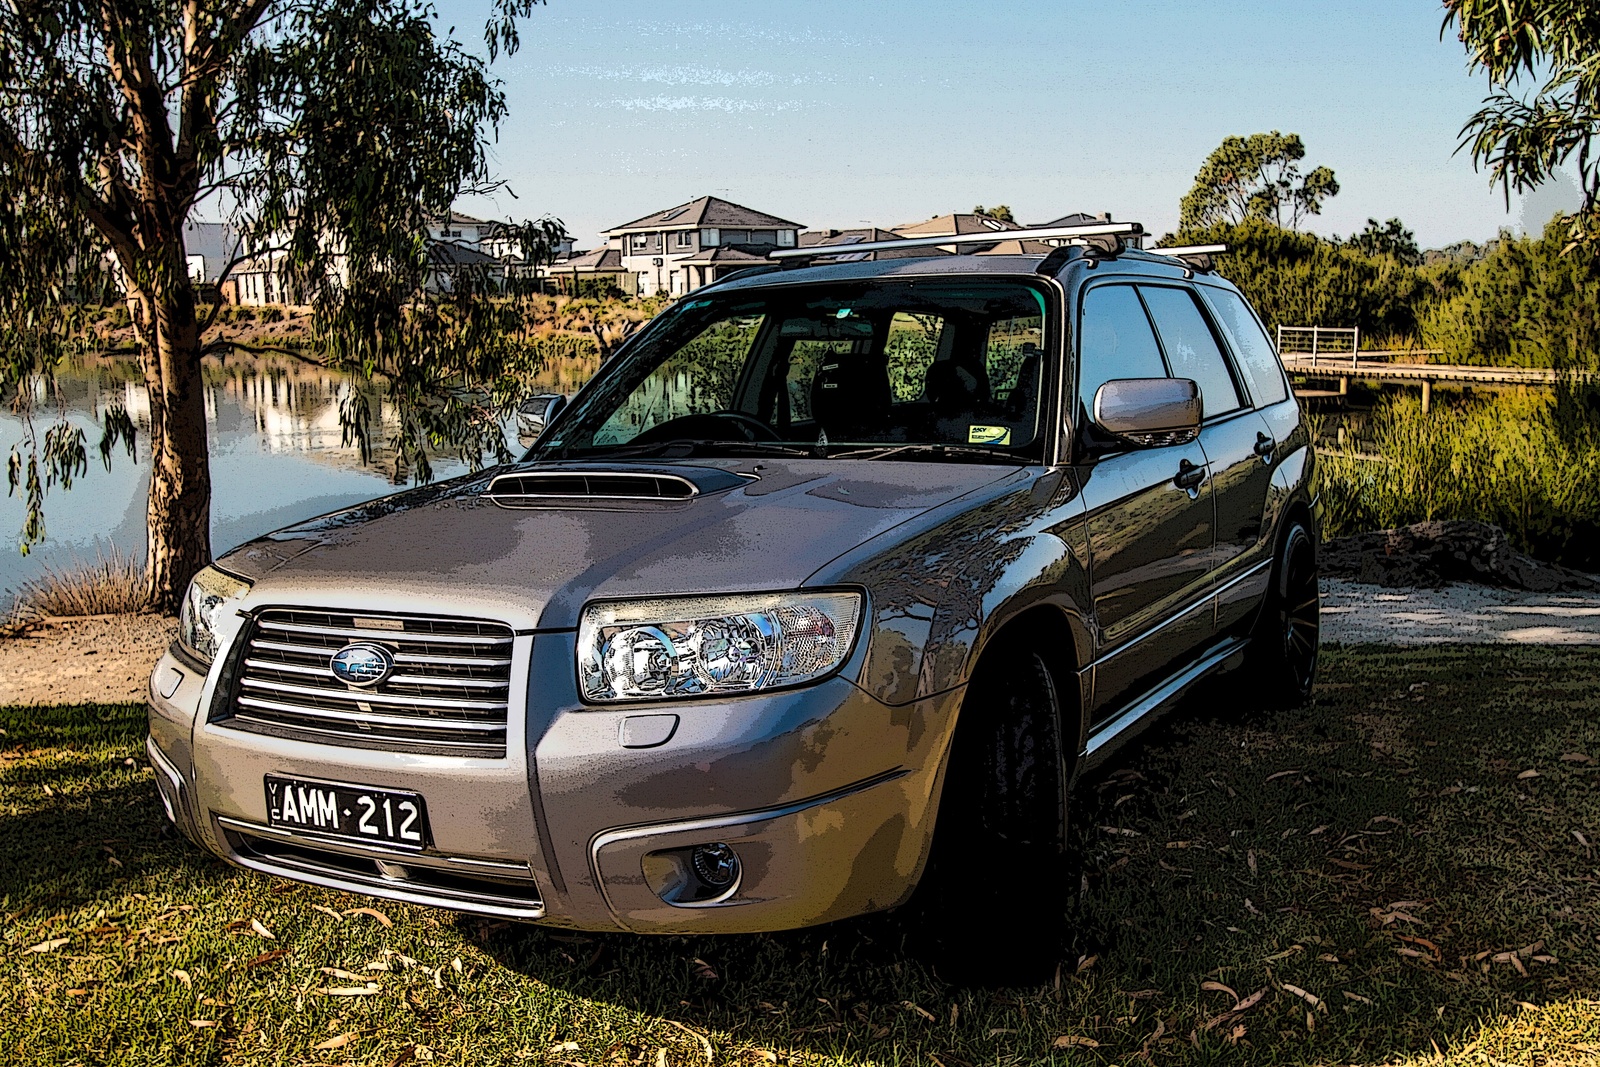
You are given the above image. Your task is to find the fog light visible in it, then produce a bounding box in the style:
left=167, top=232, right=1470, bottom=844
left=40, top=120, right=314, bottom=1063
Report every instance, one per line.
left=690, top=843, right=740, bottom=889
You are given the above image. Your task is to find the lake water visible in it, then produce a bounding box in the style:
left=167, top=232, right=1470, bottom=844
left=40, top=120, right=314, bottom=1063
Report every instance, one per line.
left=0, top=355, right=597, bottom=604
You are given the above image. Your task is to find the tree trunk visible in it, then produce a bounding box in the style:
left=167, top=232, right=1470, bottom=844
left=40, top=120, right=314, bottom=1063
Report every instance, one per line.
left=137, top=270, right=213, bottom=614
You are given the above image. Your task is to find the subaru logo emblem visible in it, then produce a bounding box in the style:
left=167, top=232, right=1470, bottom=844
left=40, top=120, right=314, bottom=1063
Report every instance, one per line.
left=330, top=643, right=394, bottom=687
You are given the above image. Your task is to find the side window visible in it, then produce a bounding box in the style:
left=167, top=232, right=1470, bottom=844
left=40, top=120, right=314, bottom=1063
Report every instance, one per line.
left=1137, top=286, right=1241, bottom=418
left=1077, top=284, right=1167, bottom=418
left=1199, top=287, right=1290, bottom=407
left=985, top=314, right=1044, bottom=402
left=885, top=313, right=944, bottom=403
left=786, top=340, right=855, bottom=421
left=593, top=314, right=763, bottom=444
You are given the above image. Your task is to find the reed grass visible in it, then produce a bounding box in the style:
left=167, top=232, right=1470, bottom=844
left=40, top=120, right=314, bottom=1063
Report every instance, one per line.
left=1316, top=388, right=1600, bottom=569
left=7, top=547, right=150, bottom=621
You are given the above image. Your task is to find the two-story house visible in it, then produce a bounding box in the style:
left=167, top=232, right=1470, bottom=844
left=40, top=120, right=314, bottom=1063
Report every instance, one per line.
left=603, top=196, right=804, bottom=297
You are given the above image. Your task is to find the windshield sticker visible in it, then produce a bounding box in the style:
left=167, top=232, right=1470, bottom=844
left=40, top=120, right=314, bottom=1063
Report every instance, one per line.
left=968, top=425, right=1012, bottom=445
left=836, top=308, right=852, bottom=319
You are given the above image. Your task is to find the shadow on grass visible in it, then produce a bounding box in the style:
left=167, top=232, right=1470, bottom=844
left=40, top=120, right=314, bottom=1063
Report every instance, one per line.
left=468, top=645, right=1600, bottom=1064
left=4, top=648, right=1598, bottom=1065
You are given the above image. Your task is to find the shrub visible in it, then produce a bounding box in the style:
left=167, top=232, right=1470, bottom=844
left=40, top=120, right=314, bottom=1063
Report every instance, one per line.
left=1316, top=388, right=1600, bottom=569
left=8, top=547, right=150, bottom=621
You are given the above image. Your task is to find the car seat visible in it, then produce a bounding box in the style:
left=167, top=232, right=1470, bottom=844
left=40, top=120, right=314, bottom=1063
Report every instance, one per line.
left=810, top=353, right=891, bottom=441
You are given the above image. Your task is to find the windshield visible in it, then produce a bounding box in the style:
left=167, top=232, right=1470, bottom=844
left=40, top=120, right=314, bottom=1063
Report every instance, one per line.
left=536, top=278, right=1052, bottom=463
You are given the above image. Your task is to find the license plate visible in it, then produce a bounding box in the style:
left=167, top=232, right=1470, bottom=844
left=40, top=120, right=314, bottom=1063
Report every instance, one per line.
left=265, top=775, right=430, bottom=850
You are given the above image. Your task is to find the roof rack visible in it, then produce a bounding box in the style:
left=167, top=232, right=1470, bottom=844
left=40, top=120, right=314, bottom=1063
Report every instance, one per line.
left=1143, top=243, right=1228, bottom=260
left=768, top=221, right=1144, bottom=262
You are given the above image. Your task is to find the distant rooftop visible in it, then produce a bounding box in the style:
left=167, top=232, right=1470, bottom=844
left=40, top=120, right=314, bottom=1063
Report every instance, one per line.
left=606, top=195, right=803, bottom=234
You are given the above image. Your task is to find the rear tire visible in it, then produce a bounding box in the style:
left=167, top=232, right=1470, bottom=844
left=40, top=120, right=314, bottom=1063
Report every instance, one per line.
left=1246, top=519, right=1320, bottom=709
left=910, top=646, right=1073, bottom=986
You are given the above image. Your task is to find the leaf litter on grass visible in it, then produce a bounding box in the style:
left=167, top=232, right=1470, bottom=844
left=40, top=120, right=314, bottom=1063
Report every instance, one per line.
left=4, top=648, right=1600, bottom=1066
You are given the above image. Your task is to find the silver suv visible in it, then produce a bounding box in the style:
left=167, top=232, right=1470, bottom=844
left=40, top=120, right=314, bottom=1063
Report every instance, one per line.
left=148, top=225, right=1318, bottom=966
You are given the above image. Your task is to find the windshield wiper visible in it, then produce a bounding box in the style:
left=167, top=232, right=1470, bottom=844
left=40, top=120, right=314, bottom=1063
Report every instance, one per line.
left=831, top=443, right=1031, bottom=464
left=569, top=438, right=811, bottom=460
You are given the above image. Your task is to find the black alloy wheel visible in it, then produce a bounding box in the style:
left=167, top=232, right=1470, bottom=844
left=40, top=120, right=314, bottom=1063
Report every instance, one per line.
left=909, top=645, right=1074, bottom=986
left=1251, top=519, right=1320, bottom=708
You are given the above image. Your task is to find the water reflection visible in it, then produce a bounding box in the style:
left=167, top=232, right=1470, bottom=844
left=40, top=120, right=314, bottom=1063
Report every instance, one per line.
left=0, top=354, right=595, bottom=601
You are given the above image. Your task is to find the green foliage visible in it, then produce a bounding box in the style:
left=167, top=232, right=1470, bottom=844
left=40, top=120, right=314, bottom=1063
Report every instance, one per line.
left=1317, top=389, right=1600, bottom=568
left=972, top=204, right=1015, bottom=223
left=1178, top=132, right=1339, bottom=231
left=1178, top=218, right=1441, bottom=339
left=0, top=0, right=559, bottom=605
left=1348, top=218, right=1423, bottom=265
left=1420, top=216, right=1600, bottom=368
left=1445, top=0, right=1600, bottom=249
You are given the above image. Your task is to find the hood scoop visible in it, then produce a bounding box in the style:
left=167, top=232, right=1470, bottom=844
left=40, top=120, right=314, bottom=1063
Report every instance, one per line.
left=483, top=466, right=751, bottom=508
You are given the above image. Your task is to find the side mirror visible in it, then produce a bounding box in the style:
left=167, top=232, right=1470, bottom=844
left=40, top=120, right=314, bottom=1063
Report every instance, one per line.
left=516, top=394, right=568, bottom=447
left=1092, top=378, right=1201, bottom=447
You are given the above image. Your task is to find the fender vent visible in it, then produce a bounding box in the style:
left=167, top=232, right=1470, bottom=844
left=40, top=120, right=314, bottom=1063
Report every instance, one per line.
left=484, top=471, right=699, bottom=505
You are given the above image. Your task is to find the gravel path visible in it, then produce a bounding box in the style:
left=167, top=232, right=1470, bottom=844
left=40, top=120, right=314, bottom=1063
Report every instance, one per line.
left=1, top=583, right=1597, bottom=707
left=1321, top=578, right=1600, bottom=645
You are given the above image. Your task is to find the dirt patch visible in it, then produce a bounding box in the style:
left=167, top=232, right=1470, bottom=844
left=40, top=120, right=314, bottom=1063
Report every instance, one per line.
left=1322, top=520, right=1600, bottom=591
left=0, top=614, right=174, bottom=706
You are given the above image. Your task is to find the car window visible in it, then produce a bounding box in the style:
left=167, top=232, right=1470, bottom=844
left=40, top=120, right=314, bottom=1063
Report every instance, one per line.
left=593, top=314, right=765, bottom=445
left=1077, top=284, right=1167, bottom=418
left=1137, top=285, right=1241, bottom=418
left=1199, top=286, right=1290, bottom=407
left=885, top=312, right=944, bottom=403
left=986, top=314, right=1044, bottom=403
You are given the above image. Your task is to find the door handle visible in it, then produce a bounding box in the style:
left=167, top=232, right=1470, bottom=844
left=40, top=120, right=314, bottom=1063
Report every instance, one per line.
left=1174, top=458, right=1207, bottom=495
left=1254, top=431, right=1275, bottom=461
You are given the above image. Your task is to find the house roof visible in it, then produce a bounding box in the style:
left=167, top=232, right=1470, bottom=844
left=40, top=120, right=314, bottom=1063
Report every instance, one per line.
left=892, top=213, right=1022, bottom=238
left=1029, top=212, right=1110, bottom=229
left=548, top=247, right=623, bottom=273
left=430, top=210, right=490, bottom=227
left=606, top=195, right=803, bottom=234
left=678, top=246, right=771, bottom=266
left=797, top=228, right=945, bottom=261
left=427, top=241, right=500, bottom=266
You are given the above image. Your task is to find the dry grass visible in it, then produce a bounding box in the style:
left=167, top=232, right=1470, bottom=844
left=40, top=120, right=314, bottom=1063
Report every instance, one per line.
left=6, top=547, right=150, bottom=623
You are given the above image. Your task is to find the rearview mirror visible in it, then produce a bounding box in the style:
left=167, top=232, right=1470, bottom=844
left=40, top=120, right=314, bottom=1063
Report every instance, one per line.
left=1092, top=378, right=1200, bottom=447
left=516, top=394, right=568, bottom=447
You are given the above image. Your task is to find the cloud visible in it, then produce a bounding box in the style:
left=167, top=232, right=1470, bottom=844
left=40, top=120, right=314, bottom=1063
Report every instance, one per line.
left=601, top=96, right=803, bottom=114
left=560, top=64, right=779, bottom=88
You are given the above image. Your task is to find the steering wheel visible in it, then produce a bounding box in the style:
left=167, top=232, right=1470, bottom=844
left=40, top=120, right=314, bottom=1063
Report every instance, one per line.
left=631, top=411, right=782, bottom=446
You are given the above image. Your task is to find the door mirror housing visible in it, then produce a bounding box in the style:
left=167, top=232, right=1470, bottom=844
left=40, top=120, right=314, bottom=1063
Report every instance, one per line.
left=1092, top=378, right=1201, bottom=447
left=516, top=394, right=568, bottom=447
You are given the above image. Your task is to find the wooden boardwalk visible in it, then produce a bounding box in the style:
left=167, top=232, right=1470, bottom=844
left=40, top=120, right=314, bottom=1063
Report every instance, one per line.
left=1284, top=352, right=1596, bottom=410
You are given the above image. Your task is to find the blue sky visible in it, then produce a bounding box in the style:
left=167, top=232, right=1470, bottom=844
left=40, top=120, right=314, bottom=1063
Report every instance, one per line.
left=440, top=0, right=1581, bottom=251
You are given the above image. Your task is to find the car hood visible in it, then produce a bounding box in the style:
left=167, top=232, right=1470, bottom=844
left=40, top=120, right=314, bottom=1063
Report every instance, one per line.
left=217, top=458, right=1022, bottom=630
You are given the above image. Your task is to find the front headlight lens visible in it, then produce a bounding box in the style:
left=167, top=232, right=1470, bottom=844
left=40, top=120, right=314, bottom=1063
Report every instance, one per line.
left=578, top=591, right=862, bottom=703
left=177, top=565, right=252, bottom=665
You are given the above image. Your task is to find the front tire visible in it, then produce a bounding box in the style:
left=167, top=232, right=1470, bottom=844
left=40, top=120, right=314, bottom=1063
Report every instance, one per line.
left=1247, top=519, right=1320, bottom=708
left=910, top=646, right=1073, bottom=986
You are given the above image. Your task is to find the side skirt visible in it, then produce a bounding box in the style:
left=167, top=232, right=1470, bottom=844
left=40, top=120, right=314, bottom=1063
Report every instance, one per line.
left=1077, top=636, right=1249, bottom=776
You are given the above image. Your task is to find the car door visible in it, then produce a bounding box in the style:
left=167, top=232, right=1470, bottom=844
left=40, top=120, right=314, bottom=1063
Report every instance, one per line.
left=1138, top=284, right=1276, bottom=633
left=1197, top=283, right=1303, bottom=631
left=1072, top=282, right=1216, bottom=721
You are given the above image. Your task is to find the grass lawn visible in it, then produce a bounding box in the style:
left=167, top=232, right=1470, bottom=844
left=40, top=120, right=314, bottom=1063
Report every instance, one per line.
left=3, top=645, right=1598, bottom=1066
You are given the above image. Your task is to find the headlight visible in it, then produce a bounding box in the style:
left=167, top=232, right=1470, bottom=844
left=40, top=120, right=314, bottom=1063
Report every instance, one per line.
left=178, top=565, right=252, bottom=665
left=578, top=591, right=862, bottom=703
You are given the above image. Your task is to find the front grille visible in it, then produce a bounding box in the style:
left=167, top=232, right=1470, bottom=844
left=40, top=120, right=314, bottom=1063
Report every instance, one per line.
left=217, top=609, right=514, bottom=758
left=220, top=819, right=543, bottom=919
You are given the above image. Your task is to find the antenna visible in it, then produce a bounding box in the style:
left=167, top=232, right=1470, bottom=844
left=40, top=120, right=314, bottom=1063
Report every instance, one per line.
left=770, top=221, right=1144, bottom=262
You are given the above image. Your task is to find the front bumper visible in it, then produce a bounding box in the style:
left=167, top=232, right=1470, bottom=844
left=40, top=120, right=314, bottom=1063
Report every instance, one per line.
left=148, top=630, right=962, bottom=934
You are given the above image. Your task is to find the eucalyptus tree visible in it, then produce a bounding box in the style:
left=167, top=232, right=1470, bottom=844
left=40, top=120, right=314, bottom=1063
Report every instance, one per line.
left=1178, top=132, right=1339, bottom=232
left=1446, top=0, right=1600, bottom=251
left=0, top=0, right=564, bottom=610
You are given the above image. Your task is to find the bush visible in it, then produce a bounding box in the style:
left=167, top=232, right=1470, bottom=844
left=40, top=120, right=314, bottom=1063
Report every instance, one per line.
left=1175, top=219, right=1443, bottom=341
left=1316, top=388, right=1600, bottom=569
left=8, top=547, right=150, bottom=621
left=1420, top=216, right=1600, bottom=369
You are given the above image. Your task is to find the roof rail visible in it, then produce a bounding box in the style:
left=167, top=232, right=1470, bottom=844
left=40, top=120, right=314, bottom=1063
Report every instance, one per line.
left=1144, top=243, right=1228, bottom=260
left=769, top=221, right=1144, bottom=262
